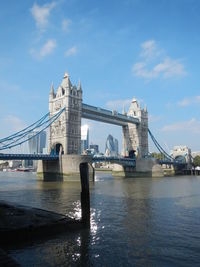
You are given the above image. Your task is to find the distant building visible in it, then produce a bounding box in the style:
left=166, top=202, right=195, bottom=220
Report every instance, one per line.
left=9, top=160, right=21, bottom=169
left=27, top=131, right=46, bottom=169
left=81, top=125, right=89, bottom=153
left=84, top=148, right=95, bottom=156
left=105, top=134, right=119, bottom=157
left=28, top=131, right=46, bottom=154
left=192, top=151, right=200, bottom=158
left=90, top=144, right=99, bottom=154
left=114, top=139, right=118, bottom=155
left=43, top=147, right=48, bottom=154
left=172, top=145, right=192, bottom=167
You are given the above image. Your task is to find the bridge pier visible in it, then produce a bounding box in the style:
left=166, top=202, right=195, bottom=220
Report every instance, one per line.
left=37, top=155, right=93, bottom=181
left=112, top=158, right=164, bottom=177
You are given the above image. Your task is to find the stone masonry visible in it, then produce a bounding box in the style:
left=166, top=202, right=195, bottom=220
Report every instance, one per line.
left=48, top=72, right=82, bottom=155
left=122, top=98, right=148, bottom=158
left=49, top=73, right=148, bottom=159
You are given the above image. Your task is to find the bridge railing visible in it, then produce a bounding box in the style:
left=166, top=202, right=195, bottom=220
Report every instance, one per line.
left=0, top=154, right=59, bottom=160
left=92, top=155, right=136, bottom=167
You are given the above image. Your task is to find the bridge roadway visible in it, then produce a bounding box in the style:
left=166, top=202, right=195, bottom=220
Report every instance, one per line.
left=82, top=103, right=139, bottom=126
left=0, top=154, right=59, bottom=161
left=0, top=154, right=136, bottom=167
left=93, top=156, right=136, bottom=167
left=0, top=153, right=187, bottom=169
left=159, top=159, right=186, bottom=166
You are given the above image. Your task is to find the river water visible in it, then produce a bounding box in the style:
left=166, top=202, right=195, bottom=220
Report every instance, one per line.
left=0, top=171, right=200, bottom=266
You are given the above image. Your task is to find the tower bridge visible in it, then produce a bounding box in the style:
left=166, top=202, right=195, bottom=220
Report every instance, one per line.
left=49, top=72, right=148, bottom=159
left=0, top=71, right=189, bottom=179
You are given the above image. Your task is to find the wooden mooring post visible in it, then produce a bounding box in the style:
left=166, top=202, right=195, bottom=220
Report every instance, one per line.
left=80, top=162, right=90, bottom=227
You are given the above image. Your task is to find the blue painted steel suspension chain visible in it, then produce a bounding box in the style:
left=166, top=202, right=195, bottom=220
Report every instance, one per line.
left=0, top=112, right=49, bottom=143
left=0, top=107, right=65, bottom=150
left=148, top=129, right=174, bottom=161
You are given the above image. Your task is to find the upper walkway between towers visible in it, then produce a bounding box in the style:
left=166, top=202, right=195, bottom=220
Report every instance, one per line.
left=82, top=103, right=140, bottom=126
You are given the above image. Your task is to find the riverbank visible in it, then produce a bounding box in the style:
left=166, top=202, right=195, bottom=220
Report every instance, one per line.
left=0, top=201, right=83, bottom=246
left=0, top=201, right=85, bottom=266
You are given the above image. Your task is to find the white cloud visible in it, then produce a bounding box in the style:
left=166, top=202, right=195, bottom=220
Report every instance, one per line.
left=30, top=2, right=56, bottom=30
left=155, top=57, right=186, bottom=78
left=106, top=99, right=132, bottom=111
left=140, top=40, right=161, bottom=61
left=39, top=39, right=56, bottom=57
left=64, top=46, right=77, bottom=57
left=132, top=62, right=155, bottom=79
left=177, top=96, right=200, bottom=107
left=132, top=40, right=186, bottom=80
left=62, top=19, right=71, bottom=32
left=30, top=39, right=56, bottom=59
left=161, top=118, right=200, bottom=133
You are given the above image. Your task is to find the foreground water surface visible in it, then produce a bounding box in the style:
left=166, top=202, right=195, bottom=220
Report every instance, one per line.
left=0, top=171, right=200, bottom=266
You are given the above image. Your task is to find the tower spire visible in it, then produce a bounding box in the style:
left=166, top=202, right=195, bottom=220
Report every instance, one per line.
left=50, top=82, right=54, bottom=95
left=122, top=105, right=126, bottom=115
left=78, top=79, right=82, bottom=91
left=61, top=71, right=72, bottom=89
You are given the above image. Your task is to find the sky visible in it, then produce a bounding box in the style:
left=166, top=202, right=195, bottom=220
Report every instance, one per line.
left=0, top=0, right=200, bottom=153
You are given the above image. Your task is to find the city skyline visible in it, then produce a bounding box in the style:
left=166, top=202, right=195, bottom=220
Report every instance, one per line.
left=0, top=1, right=200, bottom=153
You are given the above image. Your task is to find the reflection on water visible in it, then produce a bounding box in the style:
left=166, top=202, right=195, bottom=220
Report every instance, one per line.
left=1, top=172, right=200, bottom=266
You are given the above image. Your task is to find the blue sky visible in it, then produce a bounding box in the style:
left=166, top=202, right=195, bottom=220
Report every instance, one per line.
left=0, top=0, right=200, bottom=153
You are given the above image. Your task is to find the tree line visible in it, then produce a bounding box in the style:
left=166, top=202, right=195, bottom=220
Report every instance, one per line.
left=151, top=152, right=200, bottom=167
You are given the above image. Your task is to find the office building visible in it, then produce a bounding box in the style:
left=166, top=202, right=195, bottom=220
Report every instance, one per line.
left=28, top=131, right=46, bottom=154
left=105, top=134, right=119, bottom=157
left=90, top=144, right=99, bottom=154
left=81, top=125, right=89, bottom=153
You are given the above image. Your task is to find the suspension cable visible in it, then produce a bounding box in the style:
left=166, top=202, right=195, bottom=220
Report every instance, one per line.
left=148, top=129, right=174, bottom=161
left=0, top=108, right=65, bottom=151
left=0, top=112, right=49, bottom=143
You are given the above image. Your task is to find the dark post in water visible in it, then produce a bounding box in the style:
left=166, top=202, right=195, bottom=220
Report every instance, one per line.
left=80, top=162, right=90, bottom=227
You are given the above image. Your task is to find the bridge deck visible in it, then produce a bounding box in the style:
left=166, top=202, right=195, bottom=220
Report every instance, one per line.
left=159, top=159, right=187, bottom=166
left=0, top=154, right=136, bottom=167
left=93, top=156, right=136, bottom=167
left=0, top=154, right=59, bottom=160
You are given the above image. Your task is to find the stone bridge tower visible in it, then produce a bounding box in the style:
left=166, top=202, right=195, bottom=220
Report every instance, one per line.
left=123, top=98, right=148, bottom=158
left=48, top=72, right=82, bottom=155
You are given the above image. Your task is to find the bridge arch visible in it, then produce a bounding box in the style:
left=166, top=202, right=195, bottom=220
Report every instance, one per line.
left=51, top=142, right=64, bottom=155
left=175, top=155, right=186, bottom=163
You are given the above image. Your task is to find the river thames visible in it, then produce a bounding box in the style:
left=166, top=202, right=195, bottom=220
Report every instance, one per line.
left=0, top=171, right=200, bottom=266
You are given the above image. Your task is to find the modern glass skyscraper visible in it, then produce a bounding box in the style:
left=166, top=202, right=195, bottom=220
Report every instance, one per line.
left=81, top=125, right=89, bottom=153
left=105, top=134, right=119, bottom=156
left=28, top=131, right=46, bottom=154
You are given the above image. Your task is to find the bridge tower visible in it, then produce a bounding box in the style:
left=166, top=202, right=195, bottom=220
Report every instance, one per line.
left=48, top=72, right=82, bottom=155
left=172, top=145, right=192, bottom=169
left=122, top=98, right=148, bottom=158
